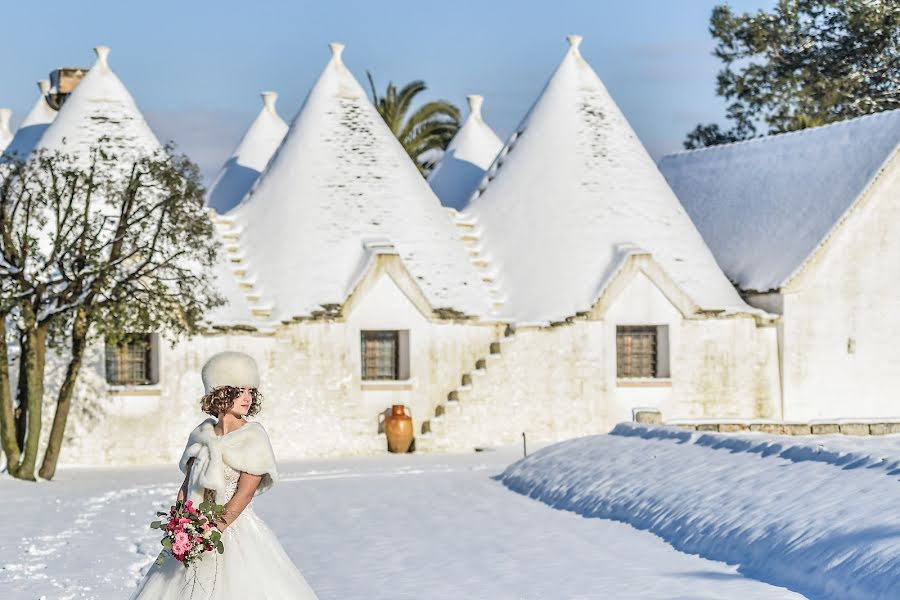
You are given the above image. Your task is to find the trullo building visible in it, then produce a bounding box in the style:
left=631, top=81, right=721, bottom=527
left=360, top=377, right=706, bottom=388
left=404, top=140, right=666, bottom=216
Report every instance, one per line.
left=3, top=80, right=57, bottom=159
left=206, top=91, right=289, bottom=213
left=427, top=94, right=503, bottom=210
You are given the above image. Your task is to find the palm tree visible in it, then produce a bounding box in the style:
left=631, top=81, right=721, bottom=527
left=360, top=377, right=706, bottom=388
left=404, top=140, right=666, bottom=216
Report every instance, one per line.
left=366, top=72, right=460, bottom=176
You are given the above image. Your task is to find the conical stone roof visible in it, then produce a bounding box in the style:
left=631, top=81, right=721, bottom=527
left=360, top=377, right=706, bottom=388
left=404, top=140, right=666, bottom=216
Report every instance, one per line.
left=28, top=47, right=256, bottom=327
left=207, top=91, right=289, bottom=214
left=3, top=80, right=57, bottom=159
left=230, top=42, right=493, bottom=321
left=464, top=35, right=749, bottom=323
left=427, top=95, right=503, bottom=210
left=34, top=46, right=160, bottom=161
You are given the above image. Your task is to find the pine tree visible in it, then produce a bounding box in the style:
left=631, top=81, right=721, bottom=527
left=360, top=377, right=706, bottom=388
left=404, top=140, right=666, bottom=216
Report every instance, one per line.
left=685, top=0, right=900, bottom=149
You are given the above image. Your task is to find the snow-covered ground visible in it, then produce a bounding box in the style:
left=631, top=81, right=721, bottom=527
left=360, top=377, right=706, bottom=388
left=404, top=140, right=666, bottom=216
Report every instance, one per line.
left=501, top=424, right=900, bottom=600
left=0, top=443, right=802, bottom=599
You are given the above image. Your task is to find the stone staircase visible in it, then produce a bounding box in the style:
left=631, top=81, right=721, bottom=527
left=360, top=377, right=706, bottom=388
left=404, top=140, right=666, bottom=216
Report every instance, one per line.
left=210, top=211, right=275, bottom=321
left=417, top=323, right=518, bottom=452
left=449, top=209, right=506, bottom=316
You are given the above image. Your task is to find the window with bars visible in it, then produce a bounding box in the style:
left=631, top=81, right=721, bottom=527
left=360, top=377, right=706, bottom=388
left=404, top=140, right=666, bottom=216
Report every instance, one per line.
left=361, top=330, right=400, bottom=380
left=616, top=325, right=663, bottom=378
left=105, top=334, right=154, bottom=385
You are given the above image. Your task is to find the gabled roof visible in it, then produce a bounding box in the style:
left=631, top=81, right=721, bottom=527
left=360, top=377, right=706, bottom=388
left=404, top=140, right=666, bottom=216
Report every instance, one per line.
left=207, top=91, right=289, bottom=214
left=34, top=46, right=160, bottom=161
left=3, top=80, right=57, bottom=159
left=229, top=43, right=494, bottom=321
left=427, top=95, right=503, bottom=210
left=658, top=109, right=900, bottom=292
left=463, top=36, right=748, bottom=323
left=0, top=109, right=12, bottom=153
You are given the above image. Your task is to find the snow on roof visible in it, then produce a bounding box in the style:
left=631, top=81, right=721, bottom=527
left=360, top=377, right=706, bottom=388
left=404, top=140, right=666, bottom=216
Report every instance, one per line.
left=230, top=42, right=494, bottom=321
left=427, top=95, right=503, bottom=210
left=207, top=91, right=289, bottom=214
left=22, top=47, right=257, bottom=327
left=3, top=80, right=57, bottom=159
left=34, top=46, right=160, bottom=161
left=658, top=109, right=900, bottom=292
left=0, top=109, right=12, bottom=152
left=464, top=35, right=748, bottom=323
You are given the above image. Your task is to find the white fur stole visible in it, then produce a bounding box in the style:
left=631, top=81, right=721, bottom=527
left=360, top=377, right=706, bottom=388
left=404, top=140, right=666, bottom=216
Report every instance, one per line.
left=178, top=418, right=279, bottom=504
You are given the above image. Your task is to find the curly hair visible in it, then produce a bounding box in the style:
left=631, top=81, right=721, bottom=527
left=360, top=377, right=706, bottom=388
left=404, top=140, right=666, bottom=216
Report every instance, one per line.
left=200, top=385, right=263, bottom=418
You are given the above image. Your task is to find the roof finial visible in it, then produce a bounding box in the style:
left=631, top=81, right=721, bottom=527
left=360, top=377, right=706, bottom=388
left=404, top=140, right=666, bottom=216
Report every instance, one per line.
left=0, top=109, right=11, bottom=136
left=329, top=42, right=345, bottom=63
left=467, top=95, right=484, bottom=120
left=261, top=91, right=278, bottom=113
left=94, top=45, right=111, bottom=67
left=567, top=34, right=583, bottom=55
left=37, top=80, right=50, bottom=95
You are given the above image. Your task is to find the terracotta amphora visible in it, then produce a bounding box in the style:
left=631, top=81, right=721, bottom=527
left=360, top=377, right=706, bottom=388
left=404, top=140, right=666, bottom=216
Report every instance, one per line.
left=382, top=404, right=413, bottom=453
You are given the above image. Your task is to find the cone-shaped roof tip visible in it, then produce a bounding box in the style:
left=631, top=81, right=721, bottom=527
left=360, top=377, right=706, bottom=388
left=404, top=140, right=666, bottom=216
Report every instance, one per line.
left=261, top=91, right=278, bottom=112
left=94, top=45, right=111, bottom=67
left=466, top=95, right=484, bottom=118
left=328, top=42, right=345, bottom=62
left=567, top=34, right=583, bottom=54
left=37, top=80, right=50, bottom=94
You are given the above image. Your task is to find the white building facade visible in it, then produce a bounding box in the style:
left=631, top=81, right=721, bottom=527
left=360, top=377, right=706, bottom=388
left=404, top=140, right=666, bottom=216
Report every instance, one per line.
left=660, top=110, right=900, bottom=421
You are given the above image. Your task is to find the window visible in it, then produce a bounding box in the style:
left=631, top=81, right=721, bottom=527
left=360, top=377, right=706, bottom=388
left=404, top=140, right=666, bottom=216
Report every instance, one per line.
left=105, top=333, right=157, bottom=385
left=360, top=330, right=410, bottom=380
left=361, top=330, right=399, bottom=380
left=616, top=325, right=669, bottom=378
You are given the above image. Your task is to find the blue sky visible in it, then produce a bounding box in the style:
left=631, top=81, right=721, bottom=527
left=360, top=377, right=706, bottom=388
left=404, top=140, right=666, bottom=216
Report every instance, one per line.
left=0, top=0, right=773, bottom=182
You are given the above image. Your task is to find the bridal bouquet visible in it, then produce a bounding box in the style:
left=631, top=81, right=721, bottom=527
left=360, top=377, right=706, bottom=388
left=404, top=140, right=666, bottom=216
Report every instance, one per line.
left=150, top=499, right=225, bottom=567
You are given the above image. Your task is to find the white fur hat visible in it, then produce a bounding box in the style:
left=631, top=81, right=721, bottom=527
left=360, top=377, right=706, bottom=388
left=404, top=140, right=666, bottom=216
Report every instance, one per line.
left=201, top=351, right=260, bottom=394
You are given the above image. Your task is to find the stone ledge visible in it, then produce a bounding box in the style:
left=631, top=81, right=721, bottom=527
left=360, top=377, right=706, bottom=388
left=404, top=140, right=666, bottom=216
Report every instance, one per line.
left=360, top=380, right=413, bottom=391
left=617, top=378, right=672, bottom=388
left=660, top=419, right=900, bottom=436
left=107, top=384, right=162, bottom=396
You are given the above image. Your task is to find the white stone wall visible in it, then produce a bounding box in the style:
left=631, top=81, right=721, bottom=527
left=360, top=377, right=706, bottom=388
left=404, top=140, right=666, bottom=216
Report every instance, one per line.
left=421, top=271, right=781, bottom=451
left=781, top=152, right=900, bottom=420
left=21, top=256, right=782, bottom=466
left=45, top=271, right=499, bottom=466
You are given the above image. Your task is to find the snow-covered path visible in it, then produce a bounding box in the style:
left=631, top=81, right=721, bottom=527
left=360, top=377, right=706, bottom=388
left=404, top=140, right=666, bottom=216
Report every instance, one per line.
left=1, top=447, right=802, bottom=599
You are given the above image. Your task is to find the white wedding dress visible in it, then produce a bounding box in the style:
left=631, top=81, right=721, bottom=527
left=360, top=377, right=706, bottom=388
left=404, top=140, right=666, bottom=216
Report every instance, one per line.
left=129, top=462, right=319, bottom=599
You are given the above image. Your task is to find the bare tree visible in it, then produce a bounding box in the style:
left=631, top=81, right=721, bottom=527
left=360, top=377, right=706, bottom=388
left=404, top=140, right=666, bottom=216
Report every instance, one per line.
left=0, top=144, right=224, bottom=480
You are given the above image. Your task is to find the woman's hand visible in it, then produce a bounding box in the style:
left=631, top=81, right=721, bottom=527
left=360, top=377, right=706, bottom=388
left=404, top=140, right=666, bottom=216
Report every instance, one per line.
left=176, top=457, right=196, bottom=504
left=214, top=472, right=263, bottom=531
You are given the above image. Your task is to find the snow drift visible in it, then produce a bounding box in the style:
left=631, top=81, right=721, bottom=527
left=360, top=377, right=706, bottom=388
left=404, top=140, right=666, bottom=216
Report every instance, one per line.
left=499, top=423, right=900, bottom=599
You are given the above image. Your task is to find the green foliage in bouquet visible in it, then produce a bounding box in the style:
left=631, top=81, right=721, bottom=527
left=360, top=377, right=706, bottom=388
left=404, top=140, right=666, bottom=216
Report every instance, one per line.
left=150, top=498, right=226, bottom=567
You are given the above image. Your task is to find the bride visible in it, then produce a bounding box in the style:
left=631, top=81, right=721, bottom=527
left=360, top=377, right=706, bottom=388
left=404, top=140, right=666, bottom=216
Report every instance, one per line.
left=129, top=351, right=319, bottom=599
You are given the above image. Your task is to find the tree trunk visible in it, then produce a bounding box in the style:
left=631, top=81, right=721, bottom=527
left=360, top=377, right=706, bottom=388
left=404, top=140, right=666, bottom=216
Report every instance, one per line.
left=14, top=306, right=48, bottom=481
left=39, top=309, right=89, bottom=480
left=0, top=316, right=22, bottom=473
left=14, top=330, right=27, bottom=451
